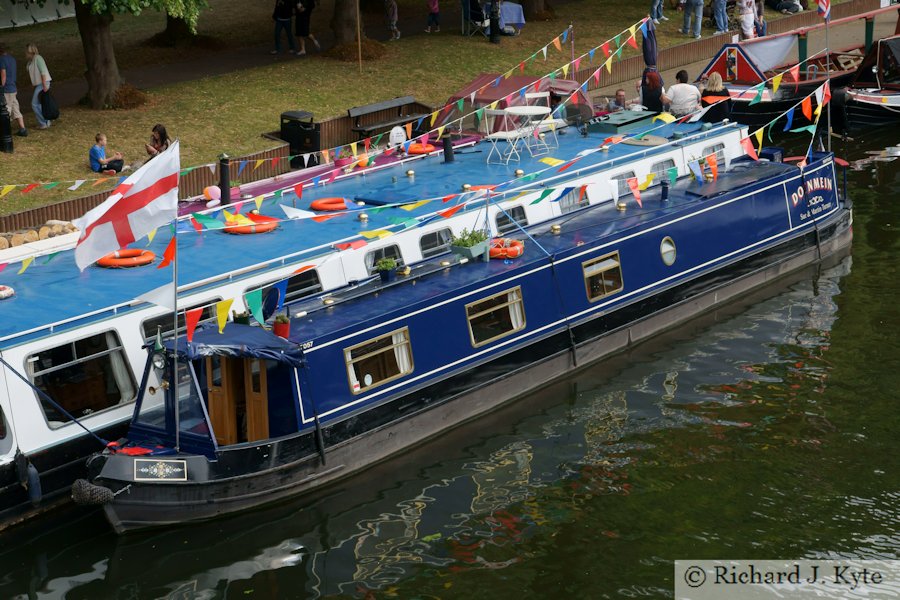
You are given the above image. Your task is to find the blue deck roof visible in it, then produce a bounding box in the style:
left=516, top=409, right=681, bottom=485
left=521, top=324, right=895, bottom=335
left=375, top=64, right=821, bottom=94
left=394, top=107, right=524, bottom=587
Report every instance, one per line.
left=0, top=119, right=740, bottom=344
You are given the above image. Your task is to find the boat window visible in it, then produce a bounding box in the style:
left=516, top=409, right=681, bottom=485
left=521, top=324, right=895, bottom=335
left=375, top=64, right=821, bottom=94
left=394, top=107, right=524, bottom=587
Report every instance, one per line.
left=558, top=187, right=589, bottom=214
left=496, top=206, right=528, bottom=235
left=466, top=287, right=526, bottom=347
left=701, top=143, right=726, bottom=167
left=142, top=299, right=220, bottom=342
left=650, top=159, right=676, bottom=187
left=365, top=245, right=404, bottom=275
left=660, top=237, right=677, bottom=266
left=420, top=228, right=453, bottom=258
left=345, top=328, right=413, bottom=394
left=583, top=252, right=624, bottom=302
left=611, top=172, right=636, bottom=197
left=27, top=331, right=137, bottom=428
left=175, top=362, right=210, bottom=438
left=0, top=405, right=10, bottom=456
left=250, top=269, right=323, bottom=304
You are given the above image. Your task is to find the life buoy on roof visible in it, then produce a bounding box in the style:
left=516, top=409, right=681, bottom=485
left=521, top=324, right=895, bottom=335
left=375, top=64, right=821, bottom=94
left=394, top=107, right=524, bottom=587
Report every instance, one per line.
left=0, top=285, right=14, bottom=300
left=309, top=197, right=347, bottom=211
left=407, top=143, right=436, bottom=155
left=96, top=249, right=156, bottom=268
left=223, top=214, right=279, bottom=235
left=489, top=238, right=524, bottom=259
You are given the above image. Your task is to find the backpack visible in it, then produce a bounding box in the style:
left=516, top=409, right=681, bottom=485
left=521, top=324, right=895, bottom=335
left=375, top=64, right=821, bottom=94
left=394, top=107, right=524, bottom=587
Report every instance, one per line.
left=39, top=90, right=60, bottom=121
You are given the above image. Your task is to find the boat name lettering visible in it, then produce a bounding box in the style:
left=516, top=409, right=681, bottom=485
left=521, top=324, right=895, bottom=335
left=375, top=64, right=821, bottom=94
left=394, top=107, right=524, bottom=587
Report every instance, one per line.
left=301, top=340, right=314, bottom=350
left=798, top=198, right=833, bottom=221
left=804, top=177, right=833, bottom=197
left=133, top=459, right=188, bottom=481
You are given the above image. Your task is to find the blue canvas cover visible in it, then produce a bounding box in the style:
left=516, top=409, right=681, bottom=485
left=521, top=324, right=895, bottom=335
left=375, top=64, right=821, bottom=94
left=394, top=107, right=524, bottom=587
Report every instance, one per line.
left=165, top=324, right=303, bottom=367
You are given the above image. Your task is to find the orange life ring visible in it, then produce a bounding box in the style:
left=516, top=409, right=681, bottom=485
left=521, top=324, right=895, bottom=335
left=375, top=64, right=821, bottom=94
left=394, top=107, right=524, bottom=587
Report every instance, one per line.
left=407, top=143, right=436, bottom=155
left=309, top=197, right=347, bottom=211
left=489, top=238, right=524, bottom=259
left=0, top=285, right=14, bottom=300
left=223, top=218, right=278, bottom=235
left=469, top=184, right=497, bottom=191
left=96, top=248, right=156, bottom=268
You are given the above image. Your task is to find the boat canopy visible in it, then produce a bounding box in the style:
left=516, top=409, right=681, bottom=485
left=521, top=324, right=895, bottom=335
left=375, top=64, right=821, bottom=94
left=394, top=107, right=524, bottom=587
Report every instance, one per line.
left=164, top=324, right=303, bottom=367
left=698, top=38, right=795, bottom=84
left=850, top=35, right=900, bottom=90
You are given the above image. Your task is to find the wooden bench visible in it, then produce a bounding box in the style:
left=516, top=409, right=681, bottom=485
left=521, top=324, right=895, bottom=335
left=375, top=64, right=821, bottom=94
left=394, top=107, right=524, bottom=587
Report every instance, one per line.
left=348, top=96, right=429, bottom=140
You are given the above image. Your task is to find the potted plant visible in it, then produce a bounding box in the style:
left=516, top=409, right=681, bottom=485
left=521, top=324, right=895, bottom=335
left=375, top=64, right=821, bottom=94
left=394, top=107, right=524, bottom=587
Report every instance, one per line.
left=450, top=228, right=490, bottom=262
left=375, top=257, right=398, bottom=283
left=232, top=310, right=251, bottom=325
left=333, top=147, right=356, bottom=168
left=273, top=313, right=290, bottom=338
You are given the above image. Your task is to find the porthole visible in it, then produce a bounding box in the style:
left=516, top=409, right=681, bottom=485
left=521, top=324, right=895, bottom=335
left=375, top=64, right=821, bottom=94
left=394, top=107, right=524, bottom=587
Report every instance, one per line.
left=660, top=236, right=676, bottom=266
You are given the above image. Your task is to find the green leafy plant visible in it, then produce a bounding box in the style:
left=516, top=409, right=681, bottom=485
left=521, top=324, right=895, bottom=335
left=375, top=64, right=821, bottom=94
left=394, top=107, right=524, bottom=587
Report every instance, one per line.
left=451, top=228, right=489, bottom=248
left=274, top=313, right=290, bottom=324
left=375, top=257, right=398, bottom=271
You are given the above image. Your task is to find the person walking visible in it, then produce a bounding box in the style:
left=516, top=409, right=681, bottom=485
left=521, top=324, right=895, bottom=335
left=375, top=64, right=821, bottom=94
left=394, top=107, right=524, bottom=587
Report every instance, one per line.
left=713, top=0, right=729, bottom=35
left=272, top=0, right=298, bottom=55
left=425, top=0, right=440, bottom=33
left=295, top=0, right=321, bottom=55
left=385, top=0, right=401, bottom=40
left=25, top=44, right=51, bottom=130
left=650, top=0, right=669, bottom=25
left=680, top=0, right=704, bottom=39
left=0, top=42, right=27, bottom=137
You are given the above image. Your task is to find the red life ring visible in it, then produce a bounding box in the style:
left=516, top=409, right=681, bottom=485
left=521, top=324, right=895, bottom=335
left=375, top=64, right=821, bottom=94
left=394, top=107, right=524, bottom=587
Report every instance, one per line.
left=489, top=238, right=524, bottom=259
left=469, top=184, right=497, bottom=191
left=407, top=143, right=436, bottom=155
left=96, top=248, right=156, bottom=268
left=223, top=216, right=278, bottom=235
left=309, top=197, right=347, bottom=211
left=0, top=285, right=14, bottom=300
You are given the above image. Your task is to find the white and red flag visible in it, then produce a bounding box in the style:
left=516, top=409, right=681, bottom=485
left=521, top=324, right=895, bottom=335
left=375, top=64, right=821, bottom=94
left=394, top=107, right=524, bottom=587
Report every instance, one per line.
left=73, top=141, right=180, bottom=271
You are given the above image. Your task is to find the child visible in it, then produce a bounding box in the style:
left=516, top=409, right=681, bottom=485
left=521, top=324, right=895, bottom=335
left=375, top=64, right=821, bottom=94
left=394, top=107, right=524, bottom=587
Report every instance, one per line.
left=385, top=0, right=401, bottom=40
left=89, top=133, right=126, bottom=175
left=425, top=0, right=440, bottom=33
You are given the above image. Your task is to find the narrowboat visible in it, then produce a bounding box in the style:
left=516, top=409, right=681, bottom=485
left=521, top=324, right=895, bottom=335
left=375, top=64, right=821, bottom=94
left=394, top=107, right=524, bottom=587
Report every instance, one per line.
left=0, top=112, right=750, bottom=530
left=71, top=145, right=852, bottom=533
left=833, top=35, right=900, bottom=134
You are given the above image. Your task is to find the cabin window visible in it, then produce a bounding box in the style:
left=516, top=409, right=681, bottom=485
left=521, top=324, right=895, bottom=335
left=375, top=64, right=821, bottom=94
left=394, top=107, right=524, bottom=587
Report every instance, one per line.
left=611, top=171, right=636, bottom=197
left=365, top=245, right=404, bottom=275
left=558, top=187, right=590, bottom=214
left=650, top=159, right=676, bottom=187
left=251, top=269, right=323, bottom=304
left=701, top=143, right=726, bottom=167
left=466, top=287, right=526, bottom=347
left=583, top=252, right=624, bottom=302
left=345, top=328, right=413, bottom=394
left=496, top=206, right=528, bottom=235
left=660, top=237, right=677, bottom=266
left=0, top=405, right=10, bottom=456
left=143, top=299, right=219, bottom=342
left=420, top=228, right=453, bottom=258
left=27, top=331, right=137, bottom=428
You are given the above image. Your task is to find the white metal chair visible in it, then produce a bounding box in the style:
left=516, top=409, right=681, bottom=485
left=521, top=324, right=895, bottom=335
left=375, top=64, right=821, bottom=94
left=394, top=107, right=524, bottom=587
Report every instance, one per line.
left=480, top=108, right=524, bottom=164
left=524, top=91, right=559, bottom=150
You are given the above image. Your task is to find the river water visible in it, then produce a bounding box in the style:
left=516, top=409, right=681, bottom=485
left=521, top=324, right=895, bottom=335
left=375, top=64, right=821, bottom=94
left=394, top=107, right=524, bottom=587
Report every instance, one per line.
left=0, top=132, right=897, bottom=599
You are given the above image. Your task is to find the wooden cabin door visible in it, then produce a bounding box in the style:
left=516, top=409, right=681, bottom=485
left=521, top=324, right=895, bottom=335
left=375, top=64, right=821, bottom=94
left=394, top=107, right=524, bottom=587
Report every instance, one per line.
left=206, top=356, right=244, bottom=446
left=243, top=358, right=269, bottom=442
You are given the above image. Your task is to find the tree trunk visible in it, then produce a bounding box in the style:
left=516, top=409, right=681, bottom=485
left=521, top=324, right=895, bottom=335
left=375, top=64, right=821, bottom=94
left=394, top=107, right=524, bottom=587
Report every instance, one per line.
left=74, top=0, right=121, bottom=109
left=520, top=0, right=554, bottom=20
left=163, top=12, right=197, bottom=47
left=331, top=0, right=363, bottom=45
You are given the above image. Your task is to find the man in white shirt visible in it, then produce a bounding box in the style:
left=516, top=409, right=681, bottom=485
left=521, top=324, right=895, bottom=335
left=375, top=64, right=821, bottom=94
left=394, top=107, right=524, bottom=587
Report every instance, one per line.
left=664, top=70, right=701, bottom=116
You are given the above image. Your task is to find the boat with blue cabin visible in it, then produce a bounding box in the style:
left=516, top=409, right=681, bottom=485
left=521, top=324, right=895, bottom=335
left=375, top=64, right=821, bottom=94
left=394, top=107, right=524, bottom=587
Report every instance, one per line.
left=69, top=140, right=851, bottom=532
left=0, top=108, right=762, bottom=531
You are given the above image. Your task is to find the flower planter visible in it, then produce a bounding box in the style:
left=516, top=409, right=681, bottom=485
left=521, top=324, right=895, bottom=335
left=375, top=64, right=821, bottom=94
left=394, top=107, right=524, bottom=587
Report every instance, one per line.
left=334, top=157, right=355, bottom=168
left=378, top=268, right=397, bottom=283
left=273, top=321, right=290, bottom=339
left=450, top=241, right=489, bottom=262
left=233, top=315, right=251, bottom=325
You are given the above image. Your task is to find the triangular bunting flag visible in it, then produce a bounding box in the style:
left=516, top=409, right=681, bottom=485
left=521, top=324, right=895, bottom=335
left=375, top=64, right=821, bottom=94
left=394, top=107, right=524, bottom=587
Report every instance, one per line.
left=740, top=137, right=759, bottom=160
left=706, top=154, right=718, bottom=180
left=216, top=299, right=234, bottom=334
left=157, top=236, right=176, bottom=269
left=67, top=180, right=85, bottom=192
left=185, top=308, right=203, bottom=342
left=136, top=283, right=176, bottom=311
left=772, top=73, right=783, bottom=95
left=783, top=107, right=795, bottom=132
left=17, top=257, right=33, bottom=274
left=627, top=177, right=642, bottom=207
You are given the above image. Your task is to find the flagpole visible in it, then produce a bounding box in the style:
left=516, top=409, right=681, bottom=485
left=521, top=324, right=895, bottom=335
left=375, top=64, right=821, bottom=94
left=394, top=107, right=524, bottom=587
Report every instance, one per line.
left=824, top=5, right=832, bottom=152
left=172, top=211, right=180, bottom=453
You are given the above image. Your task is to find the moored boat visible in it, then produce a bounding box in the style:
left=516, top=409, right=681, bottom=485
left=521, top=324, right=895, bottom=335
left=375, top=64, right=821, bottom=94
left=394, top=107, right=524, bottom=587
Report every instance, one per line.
left=833, top=34, right=900, bottom=134
left=71, top=146, right=852, bottom=533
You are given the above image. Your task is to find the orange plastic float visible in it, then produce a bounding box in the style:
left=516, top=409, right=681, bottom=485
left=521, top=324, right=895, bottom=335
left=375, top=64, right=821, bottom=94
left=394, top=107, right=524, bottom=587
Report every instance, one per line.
left=489, top=238, right=524, bottom=259
left=96, top=248, right=156, bottom=268
left=223, top=214, right=279, bottom=235
left=309, top=197, right=347, bottom=211
left=407, top=143, right=436, bottom=155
